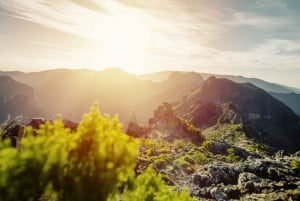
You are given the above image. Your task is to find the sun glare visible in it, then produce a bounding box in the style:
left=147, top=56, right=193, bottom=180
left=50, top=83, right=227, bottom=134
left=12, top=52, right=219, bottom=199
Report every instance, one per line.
left=102, top=20, right=147, bottom=62
left=87, top=9, right=151, bottom=73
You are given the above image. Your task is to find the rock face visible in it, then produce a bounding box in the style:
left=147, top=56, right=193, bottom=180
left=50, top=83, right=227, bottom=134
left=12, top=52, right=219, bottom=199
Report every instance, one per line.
left=127, top=103, right=204, bottom=144
left=126, top=121, right=148, bottom=138
left=175, top=76, right=300, bottom=152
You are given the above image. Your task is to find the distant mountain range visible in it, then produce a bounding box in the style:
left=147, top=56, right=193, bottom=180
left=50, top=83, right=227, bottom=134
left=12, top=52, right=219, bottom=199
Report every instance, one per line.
left=1, top=69, right=300, bottom=121
left=0, top=69, right=203, bottom=124
left=140, top=71, right=300, bottom=94
left=0, top=68, right=300, bottom=152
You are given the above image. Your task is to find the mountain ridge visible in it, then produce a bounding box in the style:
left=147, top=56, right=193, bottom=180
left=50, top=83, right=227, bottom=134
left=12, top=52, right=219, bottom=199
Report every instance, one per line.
left=174, top=76, right=300, bottom=152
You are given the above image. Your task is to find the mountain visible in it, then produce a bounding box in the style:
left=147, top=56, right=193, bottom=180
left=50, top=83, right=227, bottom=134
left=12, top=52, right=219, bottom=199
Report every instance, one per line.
left=0, top=76, right=47, bottom=122
left=270, top=92, right=300, bottom=116
left=200, top=73, right=300, bottom=93
left=0, top=69, right=203, bottom=124
left=174, top=76, right=300, bottom=152
left=134, top=71, right=203, bottom=123
left=139, top=71, right=173, bottom=82
left=140, top=71, right=300, bottom=93
left=140, top=71, right=300, bottom=115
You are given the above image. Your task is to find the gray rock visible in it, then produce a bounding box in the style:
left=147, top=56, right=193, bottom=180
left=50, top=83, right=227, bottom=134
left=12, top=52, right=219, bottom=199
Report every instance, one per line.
left=193, top=174, right=211, bottom=187
left=210, top=187, right=228, bottom=201
left=238, top=172, right=260, bottom=191
left=238, top=172, right=260, bottom=184
left=294, top=151, right=300, bottom=158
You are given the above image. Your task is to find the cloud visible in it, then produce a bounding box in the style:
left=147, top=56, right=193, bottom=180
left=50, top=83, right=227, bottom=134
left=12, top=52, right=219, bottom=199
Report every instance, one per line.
left=31, top=41, right=83, bottom=55
left=69, top=0, right=108, bottom=13
left=224, top=12, right=287, bottom=28
left=255, top=0, right=288, bottom=10
left=0, top=0, right=110, bottom=40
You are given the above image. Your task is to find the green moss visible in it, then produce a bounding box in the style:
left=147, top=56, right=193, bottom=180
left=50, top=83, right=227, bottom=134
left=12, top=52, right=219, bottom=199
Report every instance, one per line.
left=225, top=148, right=240, bottom=163
left=201, top=141, right=211, bottom=150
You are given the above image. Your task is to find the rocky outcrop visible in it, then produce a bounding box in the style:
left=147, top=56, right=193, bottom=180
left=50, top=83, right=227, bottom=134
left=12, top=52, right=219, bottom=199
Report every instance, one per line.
left=126, top=121, right=148, bottom=138
left=127, top=103, right=204, bottom=144
left=188, top=153, right=300, bottom=200
left=28, top=118, right=47, bottom=130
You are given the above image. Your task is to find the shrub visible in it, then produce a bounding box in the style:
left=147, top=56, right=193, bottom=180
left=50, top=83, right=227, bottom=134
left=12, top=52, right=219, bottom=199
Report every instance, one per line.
left=121, top=167, right=195, bottom=201
left=0, top=106, right=138, bottom=201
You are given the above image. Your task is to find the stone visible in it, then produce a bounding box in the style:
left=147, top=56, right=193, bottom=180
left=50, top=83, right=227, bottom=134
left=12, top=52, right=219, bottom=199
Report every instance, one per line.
left=193, top=174, right=211, bottom=187
left=238, top=172, right=260, bottom=185
left=210, top=187, right=228, bottom=201
left=28, top=118, right=46, bottom=129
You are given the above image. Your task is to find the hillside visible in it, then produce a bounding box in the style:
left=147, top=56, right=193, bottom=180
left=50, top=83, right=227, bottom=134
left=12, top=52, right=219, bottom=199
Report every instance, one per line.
left=0, top=76, right=47, bottom=122
left=270, top=92, right=300, bottom=116
left=125, top=103, right=300, bottom=201
left=174, top=76, right=300, bottom=153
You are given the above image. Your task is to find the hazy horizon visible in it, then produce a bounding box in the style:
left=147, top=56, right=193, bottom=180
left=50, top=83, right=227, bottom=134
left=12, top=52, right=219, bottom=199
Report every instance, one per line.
left=1, top=0, right=300, bottom=88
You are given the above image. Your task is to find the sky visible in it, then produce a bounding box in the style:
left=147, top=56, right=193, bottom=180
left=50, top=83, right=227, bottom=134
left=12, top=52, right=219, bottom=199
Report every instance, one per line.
left=0, top=0, right=300, bottom=88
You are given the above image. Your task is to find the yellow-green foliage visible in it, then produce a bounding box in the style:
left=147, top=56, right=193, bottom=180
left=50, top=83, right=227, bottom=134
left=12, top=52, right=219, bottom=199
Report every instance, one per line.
left=181, top=119, right=202, bottom=136
left=122, top=167, right=195, bottom=201
left=0, top=106, right=194, bottom=201
left=291, top=157, right=300, bottom=170
left=0, top=106, right=138, bottom=201
left=201, top=141, right=211, bottom=150
left=225, top=147, right=240, bottom=163
left=248, top=143, right=262, bottom=154
left=193, top=151, right=208, bottom=164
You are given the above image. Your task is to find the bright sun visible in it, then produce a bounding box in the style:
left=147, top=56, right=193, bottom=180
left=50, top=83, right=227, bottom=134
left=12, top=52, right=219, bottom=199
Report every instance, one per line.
left=102, top=24, right=143, bottom=62
left=89, top=13, right=151, bottom=73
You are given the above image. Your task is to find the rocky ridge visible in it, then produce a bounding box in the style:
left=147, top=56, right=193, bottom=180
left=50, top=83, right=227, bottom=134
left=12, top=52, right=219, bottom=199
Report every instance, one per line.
left=128, top=103, right=300, bottom=201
